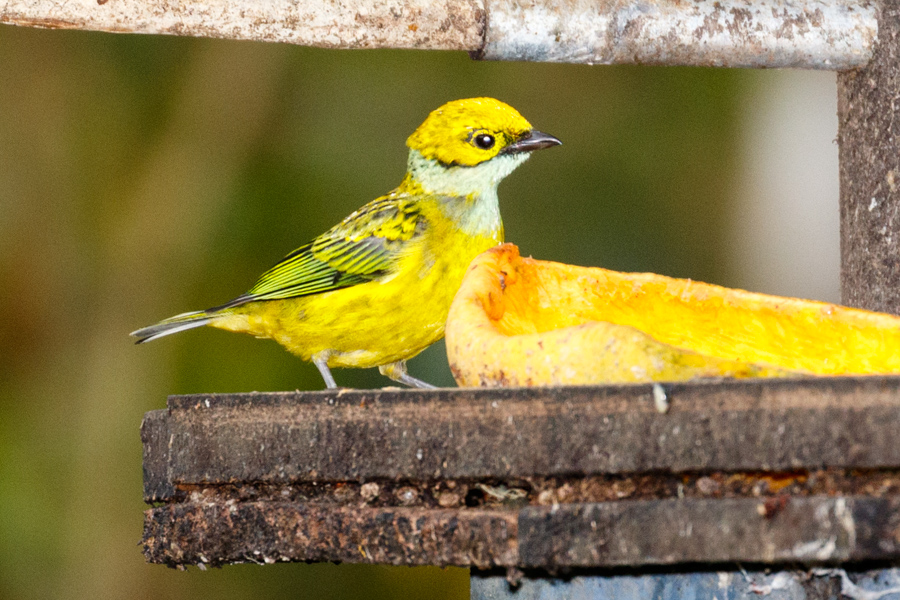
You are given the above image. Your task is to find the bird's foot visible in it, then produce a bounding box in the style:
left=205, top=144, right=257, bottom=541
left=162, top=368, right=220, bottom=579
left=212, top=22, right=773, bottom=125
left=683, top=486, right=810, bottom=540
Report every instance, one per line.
left=379, top=361, right=436, bottom=389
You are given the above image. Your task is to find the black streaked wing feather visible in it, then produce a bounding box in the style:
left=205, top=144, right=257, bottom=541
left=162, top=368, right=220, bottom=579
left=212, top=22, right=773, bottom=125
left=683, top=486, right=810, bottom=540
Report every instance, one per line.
left=216, top=196, right=423, bottom=309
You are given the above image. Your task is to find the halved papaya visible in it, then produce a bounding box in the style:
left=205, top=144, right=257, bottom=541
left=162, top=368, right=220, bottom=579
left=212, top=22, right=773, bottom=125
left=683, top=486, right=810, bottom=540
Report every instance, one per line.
left=446, top=244, right=900, bottom=387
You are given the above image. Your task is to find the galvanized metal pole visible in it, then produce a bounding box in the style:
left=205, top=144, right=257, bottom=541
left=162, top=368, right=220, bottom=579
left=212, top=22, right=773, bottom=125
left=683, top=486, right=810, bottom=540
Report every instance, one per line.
left=0, top=0, right=485, bottom=50
left=839, top=1, right=900, bottom=315
left=479, top=0, right=877, bottom=69
left=470, top=568, right=900, bottom=600
left=0, top=0, right=879, bottom=70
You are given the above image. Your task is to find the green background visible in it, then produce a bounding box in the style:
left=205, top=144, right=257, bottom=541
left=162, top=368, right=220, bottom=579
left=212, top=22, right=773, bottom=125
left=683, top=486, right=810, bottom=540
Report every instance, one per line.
left=0, top=23, right=831, bottom=600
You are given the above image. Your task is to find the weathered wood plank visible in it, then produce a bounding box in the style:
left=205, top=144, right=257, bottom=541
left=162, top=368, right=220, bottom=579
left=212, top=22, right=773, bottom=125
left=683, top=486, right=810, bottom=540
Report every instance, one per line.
left=518, top=496, right=900, bottom=567
left=839, top=1, right=900, bottom=313
left=143, top=495, right=900, bottom=568
left=143, top=503, right=518, bottom=568
left=144, top=377, right=900, bottom=500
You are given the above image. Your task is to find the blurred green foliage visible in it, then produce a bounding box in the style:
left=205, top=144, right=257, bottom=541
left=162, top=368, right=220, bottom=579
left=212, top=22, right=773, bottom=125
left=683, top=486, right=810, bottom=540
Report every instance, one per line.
left=0, top=22, right=750, bottom=600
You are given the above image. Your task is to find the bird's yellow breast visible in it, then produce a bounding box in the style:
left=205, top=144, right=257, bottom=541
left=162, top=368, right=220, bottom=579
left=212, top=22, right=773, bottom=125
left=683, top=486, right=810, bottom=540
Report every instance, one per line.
left=213, top=196, right=502, bottom=368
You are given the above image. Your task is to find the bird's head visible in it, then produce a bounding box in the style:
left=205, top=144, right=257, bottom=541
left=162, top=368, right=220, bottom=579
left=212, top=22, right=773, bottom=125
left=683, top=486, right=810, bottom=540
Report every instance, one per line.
left=405, top=98, right=561, bottom=197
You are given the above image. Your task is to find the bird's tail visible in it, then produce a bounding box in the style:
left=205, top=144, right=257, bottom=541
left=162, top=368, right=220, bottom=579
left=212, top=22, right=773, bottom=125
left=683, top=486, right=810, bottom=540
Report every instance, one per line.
left=131, top=311, right=214, bottom=344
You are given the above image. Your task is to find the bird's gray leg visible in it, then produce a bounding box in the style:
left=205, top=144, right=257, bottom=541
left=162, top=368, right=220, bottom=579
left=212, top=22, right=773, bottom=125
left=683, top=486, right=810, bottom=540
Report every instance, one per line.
left=379, top=361, right=436, bottom=389
left=312, top=352, right=338, bottom=389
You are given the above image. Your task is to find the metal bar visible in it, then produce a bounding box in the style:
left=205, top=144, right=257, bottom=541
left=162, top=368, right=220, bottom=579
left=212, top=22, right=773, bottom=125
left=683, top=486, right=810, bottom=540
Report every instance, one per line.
left=143, top=377, right=900, bottom=496
left=839, top=2, right=900, bottom=314
left=0, top=0, right=485, bottom=50
left=479, top=0, right=877, bottom=69
left=470, top=567, right=900, bottom=600
left=1, top=0, right=877, bottom=70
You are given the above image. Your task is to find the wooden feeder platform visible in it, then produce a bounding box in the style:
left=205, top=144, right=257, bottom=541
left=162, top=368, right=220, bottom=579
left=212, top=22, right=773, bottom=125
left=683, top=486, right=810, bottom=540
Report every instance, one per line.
left=142, top=376, right=900, bottom=583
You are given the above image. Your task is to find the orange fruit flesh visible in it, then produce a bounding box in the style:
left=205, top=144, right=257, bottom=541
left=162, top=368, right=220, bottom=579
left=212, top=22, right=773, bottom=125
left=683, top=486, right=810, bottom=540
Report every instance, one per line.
left=446, top=244, right=900, bottom=387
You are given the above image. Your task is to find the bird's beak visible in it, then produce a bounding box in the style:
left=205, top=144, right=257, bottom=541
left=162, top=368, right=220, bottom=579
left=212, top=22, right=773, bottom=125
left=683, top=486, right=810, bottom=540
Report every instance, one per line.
left=502, top=130, right=562, bottom=154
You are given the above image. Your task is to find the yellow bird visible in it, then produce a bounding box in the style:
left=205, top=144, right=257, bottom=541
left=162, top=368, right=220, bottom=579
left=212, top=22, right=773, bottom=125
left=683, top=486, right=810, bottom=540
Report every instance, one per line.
left=131, top=98, right=561, bottom=389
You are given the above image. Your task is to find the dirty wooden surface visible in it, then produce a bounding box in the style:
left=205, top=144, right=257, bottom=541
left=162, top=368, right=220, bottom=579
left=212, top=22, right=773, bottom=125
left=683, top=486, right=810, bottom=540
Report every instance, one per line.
left=517, top=496, right=900, bottom=567
left=839, top=0, right=900, bottom=315
left=143, top=492, right=900, bottom=568
left=143, top=376, right=900, bottom=568
left=143, top=377, right=900, bottom=497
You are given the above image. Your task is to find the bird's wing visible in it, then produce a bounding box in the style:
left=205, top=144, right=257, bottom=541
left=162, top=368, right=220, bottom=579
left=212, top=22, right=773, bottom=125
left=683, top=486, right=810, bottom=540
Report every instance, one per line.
left=219, top=196, right=424, bottom=307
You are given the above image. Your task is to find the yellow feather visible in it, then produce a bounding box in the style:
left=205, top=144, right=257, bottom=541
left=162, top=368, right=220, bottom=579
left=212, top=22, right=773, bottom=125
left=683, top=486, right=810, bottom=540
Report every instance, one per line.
left=215, top=197, right=499, bottom=368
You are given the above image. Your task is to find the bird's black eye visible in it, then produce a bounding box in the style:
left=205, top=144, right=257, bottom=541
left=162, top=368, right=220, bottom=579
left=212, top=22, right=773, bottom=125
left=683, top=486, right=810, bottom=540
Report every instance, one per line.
left=474, top=133, right=495, bottom=150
